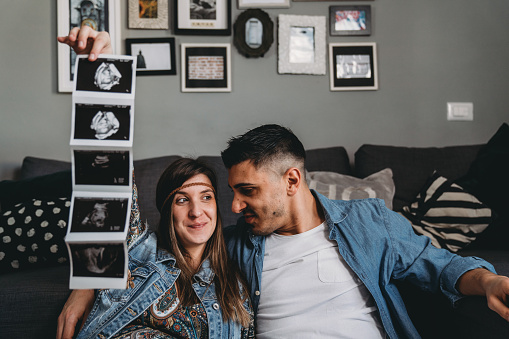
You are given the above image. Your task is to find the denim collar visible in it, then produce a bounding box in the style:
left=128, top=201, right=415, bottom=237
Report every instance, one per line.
left=245, top=189, right=348, bottom=246
left=194, top=258, right=215, bottom=284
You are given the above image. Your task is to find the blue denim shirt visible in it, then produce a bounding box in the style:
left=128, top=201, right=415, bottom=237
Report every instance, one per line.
left=77, top=230, right=246, bottom=339
left=224, top=191, right=495, bottom=339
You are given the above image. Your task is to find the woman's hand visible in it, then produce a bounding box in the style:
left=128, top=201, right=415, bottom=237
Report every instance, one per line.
left=57, top=25, right=112, bottom=62
left=56, top=289, right=95, bottom=339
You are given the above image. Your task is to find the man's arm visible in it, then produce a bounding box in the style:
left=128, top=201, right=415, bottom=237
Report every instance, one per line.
left=457, top=268, right=509, bottom=322
left=56, top=289, right=95, bottom=339
left=57, top=25, right=112, bottom=61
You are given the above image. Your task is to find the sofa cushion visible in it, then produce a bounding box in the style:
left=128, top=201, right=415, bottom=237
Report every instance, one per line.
left=0, top=197, right=70, bottom=274
left=20, top=157, right=71, bottom=179
left=0, top=265, right=71, bottom=338
left=400, top=172, right=493, bottom=252
left=305, top=146, right=352, bottom=175
left=0, top=170, right=72, bottom=212
left=355, top=144, right=482, bottom=212
left=307, top=168, right=395, bottom=209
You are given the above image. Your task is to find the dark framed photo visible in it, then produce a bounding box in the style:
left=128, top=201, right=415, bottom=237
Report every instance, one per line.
left=126, top=38, right=176, bottom=76
left=174, top=0, right=231, bottom=35
left=330, top=5, right=371, bottom=36
left=329, top=42, right=378, bottom=91
left=57, top=0, right=121, bottom=92
left=128, top=0, right=169, bottom=29
left=71, top=103, right=133, bottom=146
left=75, top=55, right=136, bottom=95
left=233, top=9, right=274, bottom=58
left=72, top=149, right=132, bottom=188
left=181, top=43, right=232, bottom=92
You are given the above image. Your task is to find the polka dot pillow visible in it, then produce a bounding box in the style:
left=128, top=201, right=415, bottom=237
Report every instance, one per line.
left=0, top=197, right=70, bottom=274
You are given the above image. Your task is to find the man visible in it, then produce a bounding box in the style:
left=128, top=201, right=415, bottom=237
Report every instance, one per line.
left=56, top=28, right=509, bottom=338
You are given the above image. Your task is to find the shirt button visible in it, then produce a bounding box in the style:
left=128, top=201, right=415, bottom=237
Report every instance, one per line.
left=255, top=290, right=260, bottom=296
left=199, top=282, right=206, bottom=287
left=213, top=303, right=220, bottom=310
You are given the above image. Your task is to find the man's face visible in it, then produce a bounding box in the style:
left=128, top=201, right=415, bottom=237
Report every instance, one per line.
left=228, top=160, right=288, bottom=236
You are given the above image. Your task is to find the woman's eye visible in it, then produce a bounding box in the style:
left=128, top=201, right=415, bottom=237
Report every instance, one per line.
left=203, top=194, right=214, bottom=201
left=175, top=197, right=188, bottom=204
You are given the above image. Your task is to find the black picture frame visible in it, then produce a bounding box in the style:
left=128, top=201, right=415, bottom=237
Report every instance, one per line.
left=233, top=9, right=274, bottom=58
left=125, top=38, right=177, bottom=76
left=329, top=5, right=371, bottom=36
left=181, top=43, right=232, bottom=92
left=174, top=0, right=231, bottom=36
left=329, top=42, right=378, bottom=91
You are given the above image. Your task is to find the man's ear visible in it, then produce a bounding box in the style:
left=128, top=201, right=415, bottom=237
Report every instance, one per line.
left=285, top=168, right=301, bottom=196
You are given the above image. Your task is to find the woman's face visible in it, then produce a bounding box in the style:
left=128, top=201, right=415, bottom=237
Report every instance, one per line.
left=172, top=174, right=217, bottom=254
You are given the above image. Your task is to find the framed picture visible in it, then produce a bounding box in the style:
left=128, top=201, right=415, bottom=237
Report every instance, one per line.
left=181, top=43, right=231, bottom=92
left=238, top=0, right=290, bottom=9
left=278, top=14, right=326, bottom=75
left=233, top=9, right=274, bottom=58
left=128, top=0, right=169, bottom=29
left=330, top=5, right=371, bottom=36
left=126, top=38, right=176, bottom=75
left=329, top=42, right=378, bottom=91
left=294, top=0, right=373, bottom=2
left=57, top=0, right=121, bottom=93
left=174, top=0, right=231, bottom=35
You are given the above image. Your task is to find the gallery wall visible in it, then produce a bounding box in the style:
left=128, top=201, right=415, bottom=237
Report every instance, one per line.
left=1, top=0, right=508, bottom=180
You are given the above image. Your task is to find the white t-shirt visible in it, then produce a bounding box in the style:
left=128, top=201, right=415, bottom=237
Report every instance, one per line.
left=256, top=222, right=385, bottom=339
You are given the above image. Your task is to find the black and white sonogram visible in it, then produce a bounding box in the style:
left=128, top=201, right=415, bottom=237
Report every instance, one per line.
left=76, top=57, right=134, bottom=94
left=71, top=196, right=129, bottom=232
left=73, top=104, right=131, bottom=142
left=69, top=243, right=125, bottom=278
left=74, top=150, right=130, bottom=186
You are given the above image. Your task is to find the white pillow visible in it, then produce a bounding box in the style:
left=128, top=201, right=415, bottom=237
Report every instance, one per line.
left=306, top=168, right=395, bottom=210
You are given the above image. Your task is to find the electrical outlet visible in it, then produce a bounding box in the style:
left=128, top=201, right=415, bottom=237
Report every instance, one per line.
left=447, top=102, right=473, bottom=121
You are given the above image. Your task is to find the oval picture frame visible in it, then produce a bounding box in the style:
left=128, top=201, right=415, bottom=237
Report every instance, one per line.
left=233, top=9, right=274, bottom=58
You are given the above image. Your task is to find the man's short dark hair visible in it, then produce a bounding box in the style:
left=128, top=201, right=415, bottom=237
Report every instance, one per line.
left=221, top=124, right=306, bottom=172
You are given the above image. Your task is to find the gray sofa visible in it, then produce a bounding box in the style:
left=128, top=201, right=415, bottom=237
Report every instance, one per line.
left=1, top=140, right=508, bottom=338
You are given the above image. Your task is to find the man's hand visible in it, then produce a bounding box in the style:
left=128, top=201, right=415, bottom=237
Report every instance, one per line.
left=56, top=289, right=95, bottom=339
left=457, top=268, right=509, bottom=322
left=57, top=25, right=112, bottom=62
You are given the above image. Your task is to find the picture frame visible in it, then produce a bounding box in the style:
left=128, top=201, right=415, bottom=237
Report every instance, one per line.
left=181, top=43, right=231, bottom=92
left=174, top=0, right=231, bottom=36
left=278, top=14, right=326, bottom=75
left=128, top=0, right=169, bottom=29
left=330, top=5, right=371, bottom=36
left=57, top=0, right=121, bottom=93
left=238, top=0, right=290, bottom=9
left=233, top=9, right=274, bottom=58
left=126, top=38, right=176, bottom=75
left=329, top=42, right=378, bottom=91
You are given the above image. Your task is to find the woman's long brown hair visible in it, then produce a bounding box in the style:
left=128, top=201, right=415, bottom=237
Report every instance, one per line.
left=156, top=158, right=251, bottom=327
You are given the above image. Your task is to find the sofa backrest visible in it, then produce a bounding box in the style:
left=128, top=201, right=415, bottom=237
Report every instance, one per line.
left=18, top=146, right=351, bottom=230
left=354, top=144, right=483, bottom=211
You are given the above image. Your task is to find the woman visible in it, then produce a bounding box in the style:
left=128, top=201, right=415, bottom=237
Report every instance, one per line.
left=76, top=158, right=254, bottom=338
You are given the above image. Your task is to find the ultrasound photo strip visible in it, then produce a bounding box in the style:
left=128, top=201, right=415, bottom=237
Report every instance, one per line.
left=72, top=148, right=133, bottom=191
left=74, top=55, right=137, bottom=98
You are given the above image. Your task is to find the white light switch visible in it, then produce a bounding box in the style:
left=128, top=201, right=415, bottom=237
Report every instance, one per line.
left=447, top=102, right=474, bottom=121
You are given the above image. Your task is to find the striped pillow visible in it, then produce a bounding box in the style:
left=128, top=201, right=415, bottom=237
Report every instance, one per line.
left=401, top=172, right=494, bottom=252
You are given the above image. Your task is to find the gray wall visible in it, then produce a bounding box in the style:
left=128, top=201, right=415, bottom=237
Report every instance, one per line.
left=1, top=1, right=508, bottom=180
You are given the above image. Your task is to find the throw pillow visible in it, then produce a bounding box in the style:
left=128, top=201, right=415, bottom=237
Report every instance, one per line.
left=401, top=172, right=494, bottom=252
left=306, top=168, right=396, bottom=209
left=0, top=197, right=70, bottom=274
left=455, top=122, right=509, bottom=216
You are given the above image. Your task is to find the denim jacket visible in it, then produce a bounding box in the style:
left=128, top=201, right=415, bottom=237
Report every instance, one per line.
left=76, top=229, right=247, bottom=339
left=224, top=191, right=496, bottom=339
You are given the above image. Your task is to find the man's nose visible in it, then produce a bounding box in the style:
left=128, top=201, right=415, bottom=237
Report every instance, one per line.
left=231, top=196, right=246, bottom=214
